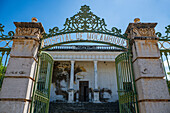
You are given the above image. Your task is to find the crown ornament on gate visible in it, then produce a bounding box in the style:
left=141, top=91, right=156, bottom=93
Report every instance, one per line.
left=44, top=5, right=125, bottom=38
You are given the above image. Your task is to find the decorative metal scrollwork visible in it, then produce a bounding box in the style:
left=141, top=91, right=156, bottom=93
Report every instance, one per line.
left=156, top=25, right=170, bottom=40
left=157, top=25, right=170, bottom=50
left=43, top=5, right=125, bottom=38
left=0, top=24, right=14, bottom=48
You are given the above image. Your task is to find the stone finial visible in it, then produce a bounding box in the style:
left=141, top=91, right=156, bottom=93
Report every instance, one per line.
left=14, top=22, right=45, bottom=37
left=134, top=18, right=140, bottom=23
left=125, top=23, right=157, bottom=39
left=32, top=17, right=38, bottom=22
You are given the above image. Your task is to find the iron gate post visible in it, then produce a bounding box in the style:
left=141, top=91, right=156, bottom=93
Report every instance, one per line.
left=125, top=23, right=170, bottom=113
left=0, top=22, right=44, bottom=113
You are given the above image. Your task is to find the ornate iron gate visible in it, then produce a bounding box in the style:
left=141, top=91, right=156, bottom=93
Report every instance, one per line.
left=115, top=52, right=139, bottom=113
left=160, top=50, right=170, bottom=93
left=0, top=24, right=13, bottom=90
left=30, top=52, right=54, bottom=113
left=28, top=5, right=139, bottom=113
left=157, top=25, right=170, bottom=93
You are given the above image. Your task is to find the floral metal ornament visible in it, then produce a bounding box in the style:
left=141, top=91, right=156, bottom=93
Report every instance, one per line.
left=156, top=25, right=170, bottom=40
left=157, top=25, right=170, bottom=50
left=43, top=5, right=125, bottom=39
left=0, top=24, right=14, bottom=48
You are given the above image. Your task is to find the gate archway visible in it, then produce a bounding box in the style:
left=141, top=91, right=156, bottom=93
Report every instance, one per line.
left=30, top=5, right=139, bottom=113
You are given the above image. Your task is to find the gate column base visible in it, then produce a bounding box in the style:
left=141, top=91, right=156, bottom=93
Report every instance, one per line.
left=68, top=89, right=74, bottom=103
left=93, top=89, right=100, bottom=103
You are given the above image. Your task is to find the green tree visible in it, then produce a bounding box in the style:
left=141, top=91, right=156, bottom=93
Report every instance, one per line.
left=0, top=57, right=6, bottom=80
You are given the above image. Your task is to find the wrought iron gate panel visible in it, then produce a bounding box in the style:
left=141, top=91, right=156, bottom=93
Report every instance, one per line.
left=30, top=52, right=53, bottom=113
left=0, top=24, right=13, bottom=90
left=115, top=52, right=139, bottom=113
left=0, top=49, right=11, bottom=90
left=160, top=50, right=170, bottom=93
left=157, top=25, right=170, bottom=94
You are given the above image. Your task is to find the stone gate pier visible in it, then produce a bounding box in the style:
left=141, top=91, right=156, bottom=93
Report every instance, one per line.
left=0, top=22, right=44, bottom=113
left=126, top=23, right=170, bottom=113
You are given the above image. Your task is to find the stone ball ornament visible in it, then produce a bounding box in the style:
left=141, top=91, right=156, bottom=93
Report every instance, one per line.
left=31, top=17, right=38, bottom=22
left=134, top=18, right=140, bottom=23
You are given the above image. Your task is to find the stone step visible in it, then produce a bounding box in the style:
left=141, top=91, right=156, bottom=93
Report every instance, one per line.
left=49, top=102, right=119, bottom=113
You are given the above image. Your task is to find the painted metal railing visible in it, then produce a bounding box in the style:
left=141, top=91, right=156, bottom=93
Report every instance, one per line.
left=0, top=24, right=13, bottom=90
left=115, top=52, right=139, bottom=113
left=157, top=25, right=170, bottom=93
left=160, top=50, right=170, bottom=93
left=0, top=49, right=11, bottom=90
left=30, top=52, right=53, bottom=113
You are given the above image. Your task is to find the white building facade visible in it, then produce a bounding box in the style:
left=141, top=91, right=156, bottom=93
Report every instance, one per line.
left=48, top=45, right=122, bottom=103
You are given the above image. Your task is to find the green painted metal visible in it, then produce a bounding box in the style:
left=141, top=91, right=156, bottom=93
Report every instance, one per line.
left=0, top=24, right=13, bottom=90
left=157, top=25, right=170, bottom=41
left=115, top=52, right=139, bottom=113
left=160, top=50, right=170, bottom=94
left=0, top=24, right=14, bottom=39
left=43, top=5, right=126, bottom=39
left=41, top=5, right=128, bottom=50
left=0, top=49, right=11, bottom=90
left=157, top=25, right=170, bottom=94
left=30, top=51, right=54, bottom=113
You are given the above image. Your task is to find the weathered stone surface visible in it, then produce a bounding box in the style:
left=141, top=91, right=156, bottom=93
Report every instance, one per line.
left=132, top=40, right=160, bottom=61
left=0, top=78, right=33, bottom=99
left=136, top=79, right=170, bottom=100
left=0, top=22, right=43, bottom=113
left=10, top=39, right=39, bottom=58
left=138, top=102, right=170, bottom=113
left=5, top=58, right=37, bottom=78
left=133, top=59, right=165, bottom=80
left=14, top=22, right=45, bottom=35
left=125, top=23, right=157, bottom=39
left=0, top=101, right=30, bottom=113
left=128, top=22, right=170, bottom=113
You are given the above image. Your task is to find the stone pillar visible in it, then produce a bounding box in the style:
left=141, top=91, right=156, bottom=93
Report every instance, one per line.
left=125, top=22, right=170, bottom=113
left=68, top=60, right=75, bottom=103
left=0, top=22, right=44, bottom=113
left=93, top=61, right=100, bottom=103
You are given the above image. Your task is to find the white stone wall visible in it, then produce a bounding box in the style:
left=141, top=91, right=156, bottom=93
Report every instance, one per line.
left=98, top=61, right=118, bottom=102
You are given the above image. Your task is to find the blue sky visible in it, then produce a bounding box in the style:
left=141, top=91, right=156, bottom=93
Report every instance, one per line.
left=0, top=0, right=170, bottom=35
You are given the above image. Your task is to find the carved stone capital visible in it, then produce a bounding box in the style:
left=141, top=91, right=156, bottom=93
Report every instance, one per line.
left=15, top=27, right=40, bottom=36
left=125, top=23, right=157, bottom=39
left=132, top=28, right=156, bottom=37
left=14, top=22, right=45, bottom=38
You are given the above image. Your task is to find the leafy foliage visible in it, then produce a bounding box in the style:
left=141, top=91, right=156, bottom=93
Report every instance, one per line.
left=0, top=57, right=6, bottom=79
left=167, top=72, right=170, bottom=75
